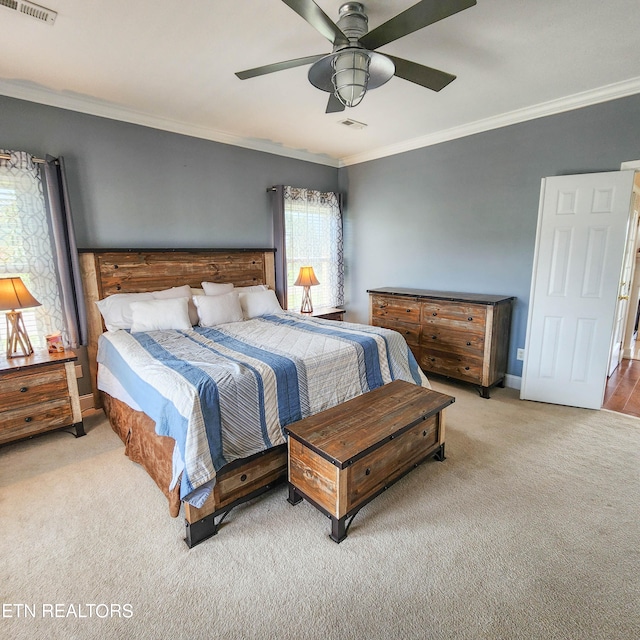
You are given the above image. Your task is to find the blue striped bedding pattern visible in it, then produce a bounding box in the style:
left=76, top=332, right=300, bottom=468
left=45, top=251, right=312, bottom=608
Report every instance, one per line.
left=97, top=313, right=429, bottom=503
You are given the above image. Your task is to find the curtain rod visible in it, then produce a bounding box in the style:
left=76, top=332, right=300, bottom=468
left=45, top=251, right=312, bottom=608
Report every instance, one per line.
left=0, top=152, right=52, bottom=165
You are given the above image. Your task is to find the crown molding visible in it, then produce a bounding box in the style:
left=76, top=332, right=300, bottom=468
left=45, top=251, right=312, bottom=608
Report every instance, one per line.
left=0, top=80, right=340, bottom=168
left=339, top=76, right=640, bottom=167
left=2, top=76, right=639, bottom=171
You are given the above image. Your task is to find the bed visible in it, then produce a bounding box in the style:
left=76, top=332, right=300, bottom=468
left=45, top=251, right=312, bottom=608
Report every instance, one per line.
left=79, top=249, right=429, bottom=546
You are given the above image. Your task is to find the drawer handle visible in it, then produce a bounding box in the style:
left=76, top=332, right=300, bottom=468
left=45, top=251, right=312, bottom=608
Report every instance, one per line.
left=464, top=366, right=470, bottom=371
left=432, top=312, right=437, bottom=316
left=25, top=416, right=33, bottom=423
left=468, top=317, right=473, bottom=321
left=423, top=430, right=427, bottom=437
left=240, top=474, right=247, bottom=482
left=466, top=342, right=471, bottom=346
left=405, top=309, right=411, bottom=313
left=431, top=335, right=437, bottom=340
left=429, top=357, right=436, bottom=362
left=116, top=285, right=121, bottom=291
left=20, top=386, right=28, bottom=393
left=365, top=468, right=371, bottom=476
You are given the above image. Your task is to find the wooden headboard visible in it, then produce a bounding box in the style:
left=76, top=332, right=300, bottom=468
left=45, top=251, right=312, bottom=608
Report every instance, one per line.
left=79, top=248, right=276, bottom=407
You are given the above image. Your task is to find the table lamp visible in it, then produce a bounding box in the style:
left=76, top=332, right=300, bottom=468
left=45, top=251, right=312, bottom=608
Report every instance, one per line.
left=0, top=277, right=42, bottom=358
left=294, top=266, right=320, bottom=313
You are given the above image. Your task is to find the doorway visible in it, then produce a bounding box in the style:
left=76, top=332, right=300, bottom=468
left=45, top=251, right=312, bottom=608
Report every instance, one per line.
left=603, top=163, right=640, bottom=416
left=603, top=359, right=640, bottom=417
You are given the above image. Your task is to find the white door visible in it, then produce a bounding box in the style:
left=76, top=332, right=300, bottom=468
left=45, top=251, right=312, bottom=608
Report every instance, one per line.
left=521, top=170, right=636, bottom=409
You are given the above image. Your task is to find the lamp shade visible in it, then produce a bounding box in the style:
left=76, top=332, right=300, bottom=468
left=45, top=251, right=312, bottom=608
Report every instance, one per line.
left=294, top=267, right=320, bottom=288
left=0, top=277, right=41, bottom=311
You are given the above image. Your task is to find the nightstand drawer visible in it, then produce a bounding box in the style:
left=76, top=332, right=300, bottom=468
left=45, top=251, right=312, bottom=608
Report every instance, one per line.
left=0, top=366, right=68, bottom=412
left=0, top=397, right=73, bottom=443
left=0, top=350, right=85, bottom=445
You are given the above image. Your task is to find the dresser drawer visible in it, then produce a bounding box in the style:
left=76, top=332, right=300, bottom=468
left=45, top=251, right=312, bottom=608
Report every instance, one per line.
left=421, top=325, right=485, bottom=357
left=0, top=397, right=73, bottom=443
left=0, top=366, right=68, bottom=412
left=371, top=295, right=421, bottom=324
left=421, top=301, right=486, bottom=332
left=372, top=317, right=420, bottom=347
left=419, top=349, right=484, bottom=384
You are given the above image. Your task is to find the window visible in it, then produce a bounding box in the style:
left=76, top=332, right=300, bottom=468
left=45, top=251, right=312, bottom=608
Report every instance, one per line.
left=284, top=187, right=344, bottom=311
left=0, top=151, right=64, bottom=350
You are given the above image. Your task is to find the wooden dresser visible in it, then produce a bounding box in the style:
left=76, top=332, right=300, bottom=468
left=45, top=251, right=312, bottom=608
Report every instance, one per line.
left=0, top=350, right=85, bottom=445
left=368, top=288, right=514, bottom=398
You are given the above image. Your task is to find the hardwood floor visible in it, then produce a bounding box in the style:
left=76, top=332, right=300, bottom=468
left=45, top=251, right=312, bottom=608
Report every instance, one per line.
left=603, top=358, right=640, bottom=417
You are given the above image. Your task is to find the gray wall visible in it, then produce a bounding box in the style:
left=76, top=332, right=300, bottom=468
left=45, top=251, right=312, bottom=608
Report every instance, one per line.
left=0, top=95, right=339, bottom=248
left=339, top=94, right=640, bottom=378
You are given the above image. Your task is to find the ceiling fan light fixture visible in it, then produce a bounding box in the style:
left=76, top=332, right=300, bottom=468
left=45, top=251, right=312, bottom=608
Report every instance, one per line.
left=309, top=49, right=394, bottom=109
left=332, top=49, right=370, bottom=107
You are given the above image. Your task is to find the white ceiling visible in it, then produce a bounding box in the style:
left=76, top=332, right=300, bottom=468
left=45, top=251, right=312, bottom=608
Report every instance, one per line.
left=1, top=0, right=639, bottom=167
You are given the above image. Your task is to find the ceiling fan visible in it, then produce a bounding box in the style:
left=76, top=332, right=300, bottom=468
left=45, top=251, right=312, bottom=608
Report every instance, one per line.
left=235, top=0, right=477, bottom=113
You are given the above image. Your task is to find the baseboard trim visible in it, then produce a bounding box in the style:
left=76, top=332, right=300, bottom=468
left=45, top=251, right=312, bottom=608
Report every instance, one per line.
left=80, top=394, right=95, bottom=412
left=505, top=374, right=522, bottom=391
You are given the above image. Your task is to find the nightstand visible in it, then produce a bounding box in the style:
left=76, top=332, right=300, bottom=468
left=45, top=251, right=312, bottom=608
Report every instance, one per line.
left=300, top=307, right=345, bottom=321
left=0, top=350, right=85, bottom=446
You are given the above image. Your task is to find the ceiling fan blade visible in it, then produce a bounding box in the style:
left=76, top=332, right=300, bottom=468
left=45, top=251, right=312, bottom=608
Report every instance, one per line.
left=326, top=93, right=345, bottom=114
left=360, top=0, right=476, bottom=51
left=386, top=55, right=456, bottom=92
left=281, top=0, right=349, bottom=46
left=236, top=54, right=326, bottom=80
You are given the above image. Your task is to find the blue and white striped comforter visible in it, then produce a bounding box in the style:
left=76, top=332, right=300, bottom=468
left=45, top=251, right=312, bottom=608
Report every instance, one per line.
left=97, top=313, right=429, bottom=504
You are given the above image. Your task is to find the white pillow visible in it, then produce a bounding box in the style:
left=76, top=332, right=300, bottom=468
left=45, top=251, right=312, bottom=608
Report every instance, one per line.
left=201, top=282, right=235, bottom=296
left=129, top=298, right=192, bottom=332
left=152, top=284, right=192, bottom=300
left=194, top=291, right=244, bottom=327
left=96, top=292, right=154, bottom=331
left=235, top=284, right=269, bottom=292
left=239, top=289, right=283, bottom=319
left=151, top=284, right=198, bottom=325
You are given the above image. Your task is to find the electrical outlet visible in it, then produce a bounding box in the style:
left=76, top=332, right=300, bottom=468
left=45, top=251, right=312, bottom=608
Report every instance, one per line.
left=516, top=348, right=525, bottom=361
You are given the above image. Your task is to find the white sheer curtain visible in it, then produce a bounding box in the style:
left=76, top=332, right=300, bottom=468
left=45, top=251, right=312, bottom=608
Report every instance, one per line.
left=0, top=150, right=64, bottom=349
left=283, top=186, right=344, bottom=311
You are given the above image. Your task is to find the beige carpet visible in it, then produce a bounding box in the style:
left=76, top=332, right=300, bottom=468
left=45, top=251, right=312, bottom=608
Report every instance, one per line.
left=1, top=379, right=639, bottom=640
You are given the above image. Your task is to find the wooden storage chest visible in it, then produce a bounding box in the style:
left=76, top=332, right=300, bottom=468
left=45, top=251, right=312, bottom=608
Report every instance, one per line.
left=285, top=380, right=454, bottom=542
left=368, top=288, right=514, bottom=398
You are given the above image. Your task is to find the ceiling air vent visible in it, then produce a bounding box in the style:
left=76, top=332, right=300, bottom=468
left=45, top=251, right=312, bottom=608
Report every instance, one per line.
left=339, top=118, right=367, bottom=130
left=0, top=0, right=57, bottom=24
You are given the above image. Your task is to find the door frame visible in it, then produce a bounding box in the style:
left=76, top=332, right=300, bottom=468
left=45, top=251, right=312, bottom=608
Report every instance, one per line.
left=617, top=161, right=640, bottom=363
